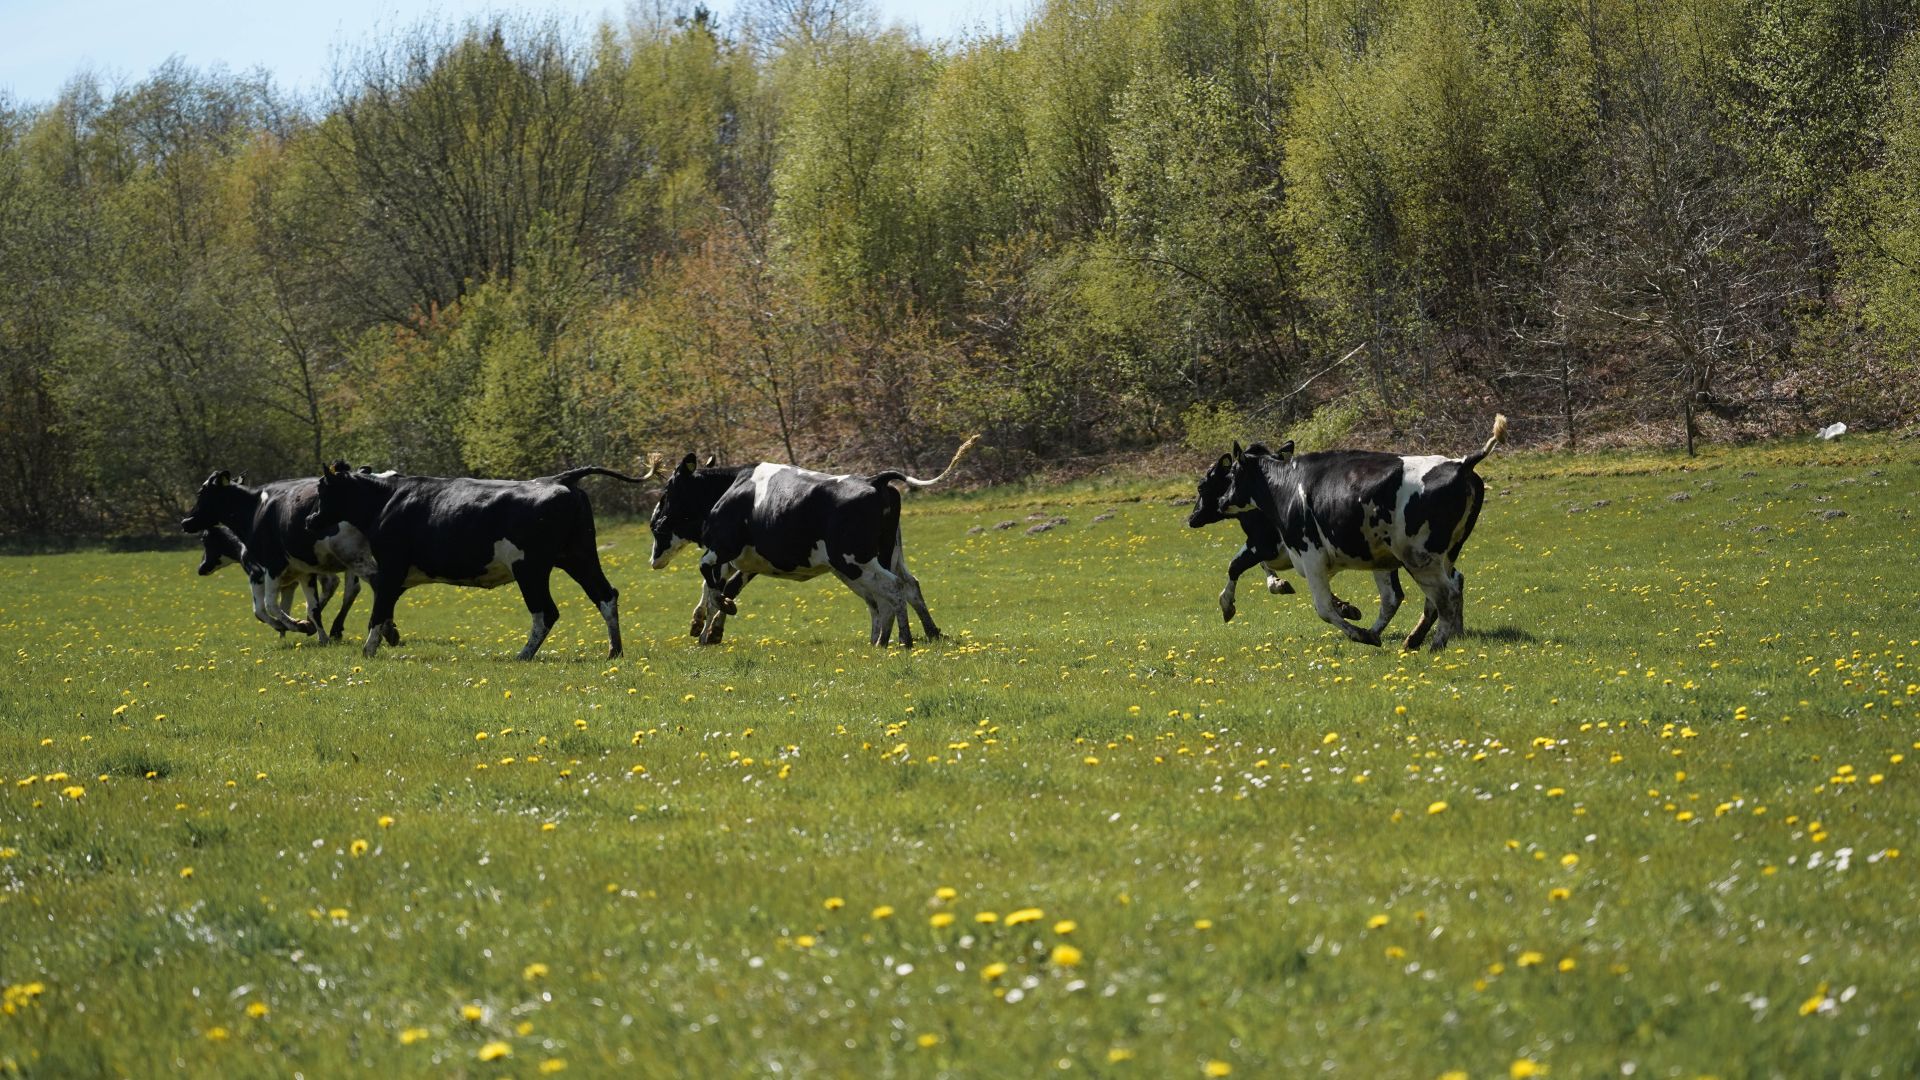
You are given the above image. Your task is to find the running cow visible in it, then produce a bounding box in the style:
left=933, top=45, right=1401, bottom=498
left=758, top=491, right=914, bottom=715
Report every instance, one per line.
left=181, top=472, right=380, bottom=643
left=1187, top=453, right=1401, bottom=627
left=1216, top=416, right=1506, bottom=651
left=646, top=437, right=979, bottom=647
left=304, top=462, right=647, bottom=659
left=196, top=524, right=342, bottom=638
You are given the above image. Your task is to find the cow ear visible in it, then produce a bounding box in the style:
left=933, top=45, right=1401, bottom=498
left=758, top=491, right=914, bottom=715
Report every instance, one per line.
left=1276, top=440, right=1295, bottom=459
left=1231, top=441, right=1243, bottom=458
left=677, top=453, right=697, bottom=475
left=214, top=470, right=232, bottom=486
left=1215, top=453, right=1232, bottom=469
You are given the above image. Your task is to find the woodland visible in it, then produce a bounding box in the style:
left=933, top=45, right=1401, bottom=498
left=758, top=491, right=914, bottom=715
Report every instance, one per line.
left=1, top=0, right=1916, bottom=538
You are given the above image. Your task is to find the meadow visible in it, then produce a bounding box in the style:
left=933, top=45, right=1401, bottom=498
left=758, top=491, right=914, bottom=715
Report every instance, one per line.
left=2, top=436, right=1917, bottom=1079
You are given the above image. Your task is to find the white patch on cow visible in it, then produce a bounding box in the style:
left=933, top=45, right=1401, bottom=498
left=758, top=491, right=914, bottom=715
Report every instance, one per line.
left=651, top=536, right=690, bottom=569
left=733, top=540, right=832, bottom=581
left=749, top=462, right=850, bottom=507
left=481, top=538, right=525, bottom=586
left=313, top=523, right=379, bottom=578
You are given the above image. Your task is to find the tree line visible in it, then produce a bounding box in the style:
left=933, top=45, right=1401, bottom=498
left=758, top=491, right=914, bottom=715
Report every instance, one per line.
left=2, top=0, right=1916, bottom=539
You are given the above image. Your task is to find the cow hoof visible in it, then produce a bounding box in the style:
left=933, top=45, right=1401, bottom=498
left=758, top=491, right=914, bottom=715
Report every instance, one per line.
left=1221, top=604, right=1236, bottom=623
left=362, top=644, right=379, bottom=659
left=1269, top=578, right=1294, bottom=595
left=385, top=627, right=402, bottom=646
left=1351, top=628, right=1382, bottom=647
left=608, top=647, right=622, bottom=660
left=716, top=596, right=738, bottom=616
left=1336, top=601, right=1362, bottom=621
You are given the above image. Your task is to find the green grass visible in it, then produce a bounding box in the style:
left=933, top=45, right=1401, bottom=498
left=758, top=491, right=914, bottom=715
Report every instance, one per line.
left=3, top=436, right=1918, bottom=1078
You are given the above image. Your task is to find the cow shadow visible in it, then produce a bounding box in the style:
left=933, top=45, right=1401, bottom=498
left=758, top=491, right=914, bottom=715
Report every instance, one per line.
left=1459, top=625, right=1541, bottom=644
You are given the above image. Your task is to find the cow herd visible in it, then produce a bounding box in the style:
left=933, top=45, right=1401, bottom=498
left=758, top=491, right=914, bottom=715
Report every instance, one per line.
left=180, top=417, right=1505, bottom=658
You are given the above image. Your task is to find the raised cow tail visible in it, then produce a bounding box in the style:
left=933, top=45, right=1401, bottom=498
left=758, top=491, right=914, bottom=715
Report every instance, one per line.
left=1461, top=415, right=1508, bottom=471
left=870, top=434, right=981, bottom=489
left=552, top=466, right=651, bottom=487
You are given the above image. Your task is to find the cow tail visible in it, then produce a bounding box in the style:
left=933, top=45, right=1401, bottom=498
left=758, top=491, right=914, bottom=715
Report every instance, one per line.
left=1461, top=415, right=1508, bottom=472
left=552, top=466, right=650, bottom=487
left=872, top=434, right=981, bottom=489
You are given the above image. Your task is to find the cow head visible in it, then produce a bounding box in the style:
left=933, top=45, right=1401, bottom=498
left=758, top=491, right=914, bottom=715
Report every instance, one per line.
left=307, top=460, right=377, bottom=534
left=196, top=525, right=244, bottom=575
left=648, top=453, right=703, bottom=569
left=1187, top=453, right=1238, bottom=527
left=181, top=470, right=246, bottom=533
left=1219, top=440, right=1292, bottom=516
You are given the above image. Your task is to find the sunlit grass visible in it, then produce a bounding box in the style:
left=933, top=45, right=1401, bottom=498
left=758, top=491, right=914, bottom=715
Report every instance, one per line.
left=2, top=436, right=1917, bottom=1076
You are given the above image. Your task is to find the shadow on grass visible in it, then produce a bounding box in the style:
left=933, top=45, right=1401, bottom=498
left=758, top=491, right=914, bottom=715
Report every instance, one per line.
left=1461, top=625, right=1541, bottom=644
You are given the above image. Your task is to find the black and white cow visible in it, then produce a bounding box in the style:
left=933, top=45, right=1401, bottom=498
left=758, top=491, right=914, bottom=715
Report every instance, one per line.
left=305, top=462, right=647, bottom=659
left=196, top=524, right=341, bottom=638
left=1218, top=416, right=1506, bottom=651
left=647, top=437, right=978, bottom=647
left=181, top=473, right=381, bottom=643
left=1187, top=454, right=1401, bottom=625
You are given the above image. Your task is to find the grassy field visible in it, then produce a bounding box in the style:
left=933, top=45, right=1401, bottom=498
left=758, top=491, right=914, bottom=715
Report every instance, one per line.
left=2, top=436, right=1917, bottom=1078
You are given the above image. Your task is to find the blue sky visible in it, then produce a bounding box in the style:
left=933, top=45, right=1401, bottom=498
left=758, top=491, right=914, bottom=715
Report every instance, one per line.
left=0, top=0, right=1028, bottom=106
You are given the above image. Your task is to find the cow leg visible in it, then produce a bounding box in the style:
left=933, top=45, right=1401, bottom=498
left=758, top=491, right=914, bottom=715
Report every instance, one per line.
left=511, top=561, right=560, bottom=660
left=1367, top=568, right=1405, bottom=637
left=302, top=576, right=332, bottom=644
left=560, top=557, right=622, bottom=659
left=247, top=571, right=285, bottom=636
left=890, top=542, right=939, bottom=641
left=330, top=574, right=360, bottom=641
left=1401, top=560, right=1463, bottom=652
left=1262, top=565, right=1296, bottom=596
left=864, top=560, right=913, bottom=648
left=265, top=578, right=314, bottom=636
left=1220, top=544, right=1262, bottom=623
left=1301, top=560, right=1381, bottom=646
left=362, top=570, right=405, bottom=658
left=831, top=562, right=890, bottom=646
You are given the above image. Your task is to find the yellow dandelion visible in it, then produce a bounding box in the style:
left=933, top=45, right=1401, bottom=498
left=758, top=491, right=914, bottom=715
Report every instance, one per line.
left=205, top=1026, right=229, bottom=1042
left=1054, top=920, right=1077, bottom=935
left=378, top=815, right=395, bottom=829
left=1366, top=914, right=1390, bottom=929
left=1427, top=801, right=1447, bottom=815
left=916, top=1033, right=941, bottom=1048
left=871, top=905, right=895, bottom=920
left=1109, top=1047, right=1136, bottom=1063
left=461, top=1004, right=485, bottom=1022
left=350, top=839, right=369, bottom=857
left=523, top=962, right=549, bottom=981
left=930, top=912, right=956, bottom=929
left=1005, top=907, right=1044, bottom=926
left=1548, top=887, right=1571, bottom=902
left=823, top=897, right=845, bottom=911
left=61, top=785, right=85, bottom=799
left=1559, top=853, right=1579, bottom=868
left=1509, top=1060, right=1546, bottom=1079
left=477, top=1041, right=512, bottom=1062
left=1323, top=732, right=1340, bottom=745
left=1205, top=1061, right=1233, bottom=1077
left=794, top=934, right=816, bottom=948
left=1557, top=957, right=1576, bottom=973
left=1193, top=918, right=1213, bottom=930
left=539, top=1060, right=568, bottom=1074
left=399, top=1027, right=429, bottom=1045
left=245, top=1001, right=269, bottom=1018
left=981, top=962, right=1008, bottom=981
left=1051, top=943, right=1083, bottom=966
left=975, top=911, right=1000, bottom=924
left=1517, top=951, right=1545, bottom=968
left=935, top=886, right=957, bottom=900
left=180, top=866, right=194, bottom=879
